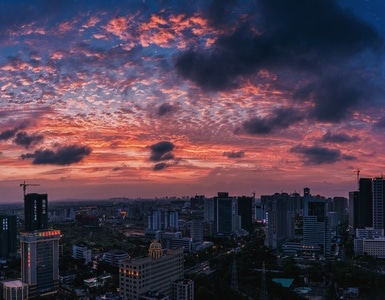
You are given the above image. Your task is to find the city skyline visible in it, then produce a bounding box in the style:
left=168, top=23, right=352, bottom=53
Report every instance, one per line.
left=1, top=0, right=385, bottom=202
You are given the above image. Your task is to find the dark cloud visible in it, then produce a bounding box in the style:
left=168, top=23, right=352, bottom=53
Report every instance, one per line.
left=176, top=0, right=382, bottom=121
left=153, top=162, right=169, bottom=171
left=206, top=0, right=237, bottom=26
left=373, top=117, right=385, bottom=129
left=239, top=107, right=304, bottom=135
left=149, top=141, right=175, bottom=162
left=321, top=131, right=360, bottom=144
left=290, top=144, right=356, bottom=165
left=14, top=131, right=44, bottom=149
left=223, top=151, right=245, bottom=159
left=158, top=103, right=174, bottom=117
left=21, top=145, right=92, bottom=165
left=295, top=75, right=369, bottom=122
left=0, top=122, right=29, bottom=141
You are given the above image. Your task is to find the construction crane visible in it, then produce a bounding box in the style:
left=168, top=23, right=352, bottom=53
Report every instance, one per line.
left=20, top=181, right=40, bottom=197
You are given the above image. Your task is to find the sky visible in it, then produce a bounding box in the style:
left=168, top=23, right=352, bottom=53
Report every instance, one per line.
left=1, top=0, right=385, bottom=202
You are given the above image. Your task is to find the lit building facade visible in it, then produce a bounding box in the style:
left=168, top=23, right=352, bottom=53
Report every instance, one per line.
left=19, top=230, right=61, bottom=298
left=0, top=215, right=17, bottom=259
left=24, top=193, right=48, bottom=232
left=119, top=241, right=184, bottom=300
left=0, top=279, right=28, bottom=300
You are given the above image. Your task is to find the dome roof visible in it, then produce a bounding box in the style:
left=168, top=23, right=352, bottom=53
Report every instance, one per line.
left=149, top=240, right=162, bottom=250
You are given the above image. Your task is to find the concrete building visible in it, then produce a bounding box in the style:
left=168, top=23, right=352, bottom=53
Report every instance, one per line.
left=0, top=279, right=28, bottom=300
left=237, top=196, right=253, bottom=233
left=172, top=279, right=194, bottom=300
left=104, top=249, right=129, bottom=267
left=72, top=244, right=92, bottom=264
left=214, top=192, right=233, bottom=237
left=119, top=241, right=183, bottom=300
left=190, top=219, right=203, bottom=242
left=303, top=197, right=331, bottom=256
left=372, top=177, right=385, bottom=231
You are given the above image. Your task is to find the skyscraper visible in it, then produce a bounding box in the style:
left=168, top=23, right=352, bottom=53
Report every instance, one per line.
left=24, top=193, right=48, bottom=232
left=358, top=178, right=373, bottom=228
left=19, top=230, right=61, bottom=298
left=20, top=193, right=60, bottom=299
left=237, top=196, right=253, bottom=233
left=0, top=215, right=17, bottom=259
left=303, top=197, right=331, bottom=256
left=372, top=177, right=385, bottom=232
left=214, top=192, right=233, bottom=236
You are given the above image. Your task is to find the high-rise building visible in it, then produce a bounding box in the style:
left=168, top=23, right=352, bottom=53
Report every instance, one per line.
left=203, top=198, right=214, bottom=222
left=19, top=230, right=61, bottom=298
left=214, top=192, right=233, bottom=236
left=349, top=191, right=359, bottom=235
left=190, top=219, right=203, bottom=242
left=0, top=215, right=17, bottom=259
left=263, top=193, right=291, bottom=249
left=372, top=177, right=385, bottom=231
left=119, top=241, right=184, bottom=300
left=303, top=197, right=331, bottom=256
left=358, top=178, right=373, bottom=228
left=332, top=196, right=347, bottom=225
left=237, top=196, right=253, bottom=233
left=24, top=193, right=48, bottom=232
left=20, top=193, right=60, bottom=299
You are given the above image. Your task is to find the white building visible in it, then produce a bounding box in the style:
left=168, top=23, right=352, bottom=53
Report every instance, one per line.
left=172, top=279, right=194, bottom=300
left=119, top=241, right=184, bottom=300
left=72, top=245, right=92, bottom=264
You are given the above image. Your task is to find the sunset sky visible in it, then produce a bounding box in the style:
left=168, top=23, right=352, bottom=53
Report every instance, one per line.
left=1, top=0, right=385, bottom=202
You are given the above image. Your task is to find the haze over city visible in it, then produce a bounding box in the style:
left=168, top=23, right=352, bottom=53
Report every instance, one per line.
left=1, top=0, right=385, bottom=202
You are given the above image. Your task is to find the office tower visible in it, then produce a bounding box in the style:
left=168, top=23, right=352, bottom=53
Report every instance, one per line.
left=20, top=193, right=60, bottom=299
left=24, top=193, right=48, bottom=232
left=214, top=192, right=233, bottom=236
left=148, top=209, right=162, bottom=230
left=173, top=279, right=194, bottom=300
left=19, top=230, right=61, bottom=298
left=0, top=215, right=17, bottom=259
left=119, top=241, right=184, bottom=300
left=190, top=195, right=205, bottom=210
left=203, top=198, right=214, bottom=222
left=263, top=193, right=291, bottom=249
left=358, top=178, right=373, bottom=228
left=164, top=210, right=178, bottom=230
left=237, top=196, right=253, bottom=233
left=349, top=191, right=359, bottom=235
left=190, top=219, right=203, bottom=242
left=303, top=197, right=331, bottom=256
left=372, top=177, right=385, bottom=231
left=333, top=196, right=347, bottom=225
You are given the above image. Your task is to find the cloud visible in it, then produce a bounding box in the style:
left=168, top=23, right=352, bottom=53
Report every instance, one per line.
left=320, top=131, right=360, bottom=143
left=14, top=132, right=44, bottom=149
left=0, top=122, right=29, bottom=141
left=157, top=103, right=175, bottom=117
left=176, top=0, right=382, bottom=122
left=239, top=107, right=304, bottom=135
left=153, top=162, right=169, bottom=171
left=295, top=75, right=370, bottom=122
left=290, top=144, right=356, bottom=165
left=149, top=141, right=175, bottom=162
left=373, top=117, right=385, bottom=129
left=223, top=151, right=245, bottom=159
left=21, top=145, right=92, bottom=165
